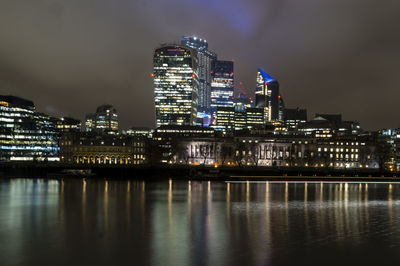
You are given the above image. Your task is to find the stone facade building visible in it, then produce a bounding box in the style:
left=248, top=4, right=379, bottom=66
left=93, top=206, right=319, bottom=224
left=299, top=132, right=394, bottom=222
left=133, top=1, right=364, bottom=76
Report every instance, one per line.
left=59, top=133, right=147, bottom=165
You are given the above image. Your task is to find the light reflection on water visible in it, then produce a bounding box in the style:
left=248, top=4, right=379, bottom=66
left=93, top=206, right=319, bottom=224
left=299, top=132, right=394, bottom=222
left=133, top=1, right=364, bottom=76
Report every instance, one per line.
left=0, top=179, right=399, bottom=266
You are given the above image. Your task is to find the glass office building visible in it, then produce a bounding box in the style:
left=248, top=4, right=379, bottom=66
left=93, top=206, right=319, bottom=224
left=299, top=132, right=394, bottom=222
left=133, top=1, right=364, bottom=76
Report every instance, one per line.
left=211, top=60, right=234, bottom=111
left=181, top=36, right=216, bottom=124
left=153, top=45, right=199, bottom=127
left=95, top=105, right=118, bottom=133
left=0, top=95, right=59, bottom=162
left=85, top=105, right=118, bottom=134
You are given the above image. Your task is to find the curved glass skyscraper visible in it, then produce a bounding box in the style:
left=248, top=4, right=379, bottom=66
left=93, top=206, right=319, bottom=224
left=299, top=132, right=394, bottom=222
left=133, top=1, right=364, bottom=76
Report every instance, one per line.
left=153, top=45, right=199, bottom=127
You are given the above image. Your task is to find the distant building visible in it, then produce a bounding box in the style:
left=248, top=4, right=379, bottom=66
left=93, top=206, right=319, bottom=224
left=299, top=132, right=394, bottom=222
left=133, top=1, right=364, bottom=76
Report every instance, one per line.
left=378, top=129, right=400, bottom=171
left=210, top=60, right=234, bottom=112
left=85, top=113, right=96, bottom=132
left=95, top=104, right=118, bottom=133
left=181, top=36, right=217, bottom=124
left=153, top=44, right=199, bottom=127
left=234, top=93, right=254, bottom=109
left=0, top=95, right=59, bottom=162
left=234, top=107, right=247, bottom=131
left=212, top=106, right=265, bottom=132
left=213, top=107, right=235, bottom=132
left=85, top=105, right=118, bottom=134
left=123, top=127, right=153, bottom=138
left=255, top=69, right=281, bottom=122
left=315, top=114, right=342, bottom=126
left=299, top=114, right=361, bottom=137
left=278, top=95, right=285, bottom=121
left=284, top=108, right=307, bottom=130
left=52, top=117, right=81, bottom=133
left=246, top=108, right=265, bottom=129
left=60, top=132, right=147, bottom=165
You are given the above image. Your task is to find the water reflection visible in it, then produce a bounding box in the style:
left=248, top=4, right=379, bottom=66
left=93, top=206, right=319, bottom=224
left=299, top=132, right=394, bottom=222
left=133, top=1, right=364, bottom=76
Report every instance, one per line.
left=0, top=179, right=400, bottom=265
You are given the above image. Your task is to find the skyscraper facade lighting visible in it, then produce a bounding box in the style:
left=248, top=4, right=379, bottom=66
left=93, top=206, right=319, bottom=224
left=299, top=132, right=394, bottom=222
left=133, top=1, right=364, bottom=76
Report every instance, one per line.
left=153, top=45, right=199, bottom=127
left=211, top=60, right=234, bottom=111
left=255, top=69, right=281, bottom=122
left=181, top=36, right=216, bottom=123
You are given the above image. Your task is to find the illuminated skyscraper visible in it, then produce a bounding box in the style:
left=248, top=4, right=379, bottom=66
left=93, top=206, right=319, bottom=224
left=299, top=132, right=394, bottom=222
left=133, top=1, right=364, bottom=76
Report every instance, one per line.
left=153, top=45, right=199, bottom=127
left=0, top=95, right=59, bottom=162
left=211, top=60, right=234, bottom=111
left=255, top=69, right=280, bottom=122
left=181, top=36, right=216, bottom=123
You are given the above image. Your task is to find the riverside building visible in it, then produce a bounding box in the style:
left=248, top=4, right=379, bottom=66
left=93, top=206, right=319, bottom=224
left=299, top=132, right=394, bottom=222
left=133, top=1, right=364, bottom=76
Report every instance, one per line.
left=59, top=133, right=147, bottom=165
left=0, top=95, right=59, bottom=162
left=153, top=44, right=199, bottom=127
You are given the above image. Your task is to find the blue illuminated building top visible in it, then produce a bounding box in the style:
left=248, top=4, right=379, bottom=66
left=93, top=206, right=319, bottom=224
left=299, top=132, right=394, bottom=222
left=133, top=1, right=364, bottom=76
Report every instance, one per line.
left=258, top=68, right=275, bottom=83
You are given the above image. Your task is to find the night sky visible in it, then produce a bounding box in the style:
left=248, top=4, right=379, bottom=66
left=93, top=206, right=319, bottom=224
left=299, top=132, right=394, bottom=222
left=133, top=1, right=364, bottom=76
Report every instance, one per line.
left=0, top=0, right=399, bottom=130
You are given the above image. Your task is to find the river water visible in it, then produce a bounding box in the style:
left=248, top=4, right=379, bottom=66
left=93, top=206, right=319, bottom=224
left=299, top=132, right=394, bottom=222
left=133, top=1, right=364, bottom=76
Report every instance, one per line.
left=0, top=178, right=399, bottom=266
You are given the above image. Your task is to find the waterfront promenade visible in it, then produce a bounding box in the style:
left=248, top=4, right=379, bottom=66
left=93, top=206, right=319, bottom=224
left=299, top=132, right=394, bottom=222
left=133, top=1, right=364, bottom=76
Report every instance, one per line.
left=0, top=162, right=398, bottom=181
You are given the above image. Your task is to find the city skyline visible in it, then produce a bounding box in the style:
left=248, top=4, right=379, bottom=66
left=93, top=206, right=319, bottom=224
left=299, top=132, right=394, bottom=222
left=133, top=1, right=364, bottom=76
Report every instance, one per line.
left=1, top=1, right=400, bottom=130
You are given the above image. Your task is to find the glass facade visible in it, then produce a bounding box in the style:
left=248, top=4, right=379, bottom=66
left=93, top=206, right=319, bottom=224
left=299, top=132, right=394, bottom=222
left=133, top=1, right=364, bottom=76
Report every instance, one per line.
left=85, top=113, right=96, bottom=132
left=181, top=36, right=217, bottom=124
left=234, top=93, right=254, bottom=109
left=85, top=105, right=118, bottom=134
left=255, top=69, right=280, bottom=122
left=153, top=45, right=199, bottom=127
left=95, top=105, right=118, bottom=133
left=211, top=60, right=234, bottom=112
left=0, top=96, right=59, bottom=162
left=246, top=108, right=265, bottom=129
left=212, top=106, right=264, bottom=132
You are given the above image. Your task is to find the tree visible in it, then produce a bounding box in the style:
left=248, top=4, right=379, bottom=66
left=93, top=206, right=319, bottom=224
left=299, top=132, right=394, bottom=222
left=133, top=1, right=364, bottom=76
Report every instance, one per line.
left=249, top=142, right=260, bottom=166
left=219, top=144, right=231, bottom=166
left=234, top=141, right=246, bottom=167
left=174, top=142, right=191, bottom=164
left=199, top=144, right=210, bottom=165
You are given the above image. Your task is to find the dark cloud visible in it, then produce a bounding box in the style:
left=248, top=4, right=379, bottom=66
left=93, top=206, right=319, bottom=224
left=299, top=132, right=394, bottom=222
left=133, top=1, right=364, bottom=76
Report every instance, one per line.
left=0, top=0, right=399, bottom=129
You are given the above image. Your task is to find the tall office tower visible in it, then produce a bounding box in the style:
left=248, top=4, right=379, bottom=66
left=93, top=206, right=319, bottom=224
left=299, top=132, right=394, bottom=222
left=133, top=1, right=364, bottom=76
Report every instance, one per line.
left=0, top=95, right=59, bottom=162
left=153, top=45, right=199, bottom=127
left=95, top=104, right=118, bottom=133
left=255, top=69, right=280, bottom=122
left=211, top=60, right=234, bottom=111
left=181, top=36, right=216, bottom=123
